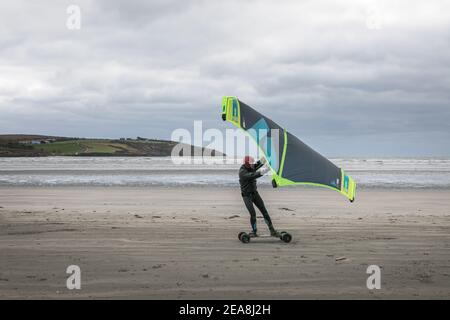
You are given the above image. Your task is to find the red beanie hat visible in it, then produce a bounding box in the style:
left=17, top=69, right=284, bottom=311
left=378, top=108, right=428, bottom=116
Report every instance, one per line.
left=243, top=156, right=255, bottom=168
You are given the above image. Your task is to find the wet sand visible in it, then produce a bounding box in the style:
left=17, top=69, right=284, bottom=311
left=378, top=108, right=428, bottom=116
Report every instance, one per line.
left=0, top=186, right=449, bottom=299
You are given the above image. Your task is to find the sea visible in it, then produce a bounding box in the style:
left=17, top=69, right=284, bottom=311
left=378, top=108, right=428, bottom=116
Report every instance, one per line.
left=0, top=157, right=449, bottom=189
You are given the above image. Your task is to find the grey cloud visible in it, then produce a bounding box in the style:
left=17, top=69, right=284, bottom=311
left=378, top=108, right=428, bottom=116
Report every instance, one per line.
left=0, top=0, right=450, bottom=156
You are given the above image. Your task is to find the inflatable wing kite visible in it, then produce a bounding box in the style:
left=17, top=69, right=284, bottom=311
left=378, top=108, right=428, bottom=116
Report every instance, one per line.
left=221, top=96, right=356, bottom=202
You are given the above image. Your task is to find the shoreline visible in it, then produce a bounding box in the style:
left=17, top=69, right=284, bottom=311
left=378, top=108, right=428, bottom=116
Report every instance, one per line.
left=1, top=185, right=450, bottom=191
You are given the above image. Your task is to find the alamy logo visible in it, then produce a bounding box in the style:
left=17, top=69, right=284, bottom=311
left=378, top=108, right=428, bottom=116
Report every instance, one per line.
left=66, top=265, right=81, bottom=290
left=366, top=265, right=381, bottom=290
left=170, top=121, right=280, bottom=165
left=66, top=5, right=81, bottom=30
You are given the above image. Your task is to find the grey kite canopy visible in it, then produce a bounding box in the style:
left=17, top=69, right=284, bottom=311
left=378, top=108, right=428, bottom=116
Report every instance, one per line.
left=221, top=96, right=356, bottom=202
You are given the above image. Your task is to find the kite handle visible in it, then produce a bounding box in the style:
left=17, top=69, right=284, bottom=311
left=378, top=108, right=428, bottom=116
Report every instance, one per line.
left=271, top=179, right=278, bottom=188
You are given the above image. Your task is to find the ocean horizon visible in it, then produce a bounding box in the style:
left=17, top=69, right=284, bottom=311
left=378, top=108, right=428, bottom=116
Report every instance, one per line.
left=1, top=156, right=449, bottom=189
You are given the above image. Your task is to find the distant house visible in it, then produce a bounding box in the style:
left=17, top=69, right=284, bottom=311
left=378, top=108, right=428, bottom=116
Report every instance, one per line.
left=20, top=138, right=56, bottom=145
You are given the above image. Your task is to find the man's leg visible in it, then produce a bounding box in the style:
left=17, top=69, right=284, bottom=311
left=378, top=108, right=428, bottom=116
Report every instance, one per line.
left=242, top=195, right=257, bottom=233
left=252, top=192, right=276, bottom=234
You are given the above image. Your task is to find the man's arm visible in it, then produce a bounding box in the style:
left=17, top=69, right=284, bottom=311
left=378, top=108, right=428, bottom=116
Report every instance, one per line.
left=254, top=157, right=267, bottom=171
left=239, top=169, right=263, bottom=180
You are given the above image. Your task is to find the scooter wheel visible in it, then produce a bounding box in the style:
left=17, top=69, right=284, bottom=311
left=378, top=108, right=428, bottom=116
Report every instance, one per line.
left=281, top=232, right=292, bottom=243
left=241, top=233, right=250, bottom=243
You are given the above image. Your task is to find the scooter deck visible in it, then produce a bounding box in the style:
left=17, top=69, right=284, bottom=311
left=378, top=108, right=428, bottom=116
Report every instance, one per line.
left=238, top=231, right=292, bottom=243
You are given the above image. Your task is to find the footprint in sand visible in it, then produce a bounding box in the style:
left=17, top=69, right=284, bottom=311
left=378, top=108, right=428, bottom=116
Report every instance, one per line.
left=335, top=256, right=347, bottom=262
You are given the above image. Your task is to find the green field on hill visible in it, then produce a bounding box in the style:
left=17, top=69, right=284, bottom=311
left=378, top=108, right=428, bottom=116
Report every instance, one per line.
left=0, top=135, right=222, bottom=157
left=0, top=136, right=172, bottom=156
left=37, top=140, right=134, bottom=156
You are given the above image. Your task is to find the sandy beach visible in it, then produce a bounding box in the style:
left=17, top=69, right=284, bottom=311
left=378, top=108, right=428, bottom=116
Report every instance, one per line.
left=0, top=186, right=449, bottom=299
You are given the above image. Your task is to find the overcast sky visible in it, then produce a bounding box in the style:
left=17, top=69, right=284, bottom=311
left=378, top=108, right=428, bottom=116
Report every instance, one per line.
left=1, top=0, right=449, bottom=156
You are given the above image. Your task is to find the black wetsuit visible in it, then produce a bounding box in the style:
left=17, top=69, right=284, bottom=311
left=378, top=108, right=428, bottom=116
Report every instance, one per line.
left=239, top=161, right=273, bottom=233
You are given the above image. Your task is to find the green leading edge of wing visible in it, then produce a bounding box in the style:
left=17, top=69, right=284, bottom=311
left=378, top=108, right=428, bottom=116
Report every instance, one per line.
left=221, top=96, right=356, bottom=202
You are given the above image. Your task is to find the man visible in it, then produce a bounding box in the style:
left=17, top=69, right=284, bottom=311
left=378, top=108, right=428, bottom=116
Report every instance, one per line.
left=239, top=155, right=278, bottom=236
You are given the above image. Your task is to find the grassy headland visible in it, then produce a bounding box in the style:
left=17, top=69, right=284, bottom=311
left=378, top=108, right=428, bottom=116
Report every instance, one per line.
left=0, top=135, right=222, bottom=157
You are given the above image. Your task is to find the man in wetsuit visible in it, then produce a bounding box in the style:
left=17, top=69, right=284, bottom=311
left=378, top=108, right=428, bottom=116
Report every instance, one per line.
left=239, top=156, right=277, bottom=236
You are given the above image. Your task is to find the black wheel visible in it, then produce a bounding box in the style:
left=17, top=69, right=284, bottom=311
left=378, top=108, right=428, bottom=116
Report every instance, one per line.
left=281, top=232, right=292, bottom=243
left=241, top=233, right=250, bottom=243
left=238, top=232, right=246, bottom=241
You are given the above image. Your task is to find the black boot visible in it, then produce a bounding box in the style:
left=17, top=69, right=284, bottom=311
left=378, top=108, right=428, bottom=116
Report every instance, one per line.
left=249, top=230, right=258, bottom=237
